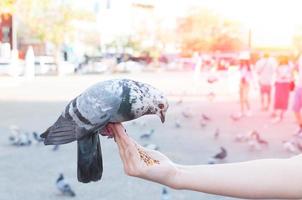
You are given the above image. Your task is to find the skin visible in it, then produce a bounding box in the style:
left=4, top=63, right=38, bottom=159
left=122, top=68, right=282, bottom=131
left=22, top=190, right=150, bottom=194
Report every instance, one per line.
left=109, top=123, right=302, bottom=199
left=294, top=110, right=302, bottom=128
left=260, top=90, right=271, bottom=111
left=240, top=81, right=250, bottom=114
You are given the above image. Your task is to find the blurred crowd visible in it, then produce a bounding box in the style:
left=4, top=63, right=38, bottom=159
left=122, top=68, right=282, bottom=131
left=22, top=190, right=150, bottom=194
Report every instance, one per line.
left=232, top=52, right=302, bottom=137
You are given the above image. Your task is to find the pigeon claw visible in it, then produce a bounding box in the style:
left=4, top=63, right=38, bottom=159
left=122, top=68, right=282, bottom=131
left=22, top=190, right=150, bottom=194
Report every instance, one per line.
left=99, top=124, right=114, bottom=138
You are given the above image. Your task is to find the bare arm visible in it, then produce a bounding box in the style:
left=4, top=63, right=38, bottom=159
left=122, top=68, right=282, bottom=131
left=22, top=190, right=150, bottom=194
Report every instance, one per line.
left=176, top=156, right=302, bottom=199
left=110, top=123, right=302, bottom=199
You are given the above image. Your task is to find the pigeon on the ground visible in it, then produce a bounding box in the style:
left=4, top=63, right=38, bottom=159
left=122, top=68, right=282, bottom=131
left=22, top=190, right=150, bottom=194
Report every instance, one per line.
left=140, top=129, right=155, bottom=140
left=214, top=128, right=220, bottom=139
left=213, top=147, right=227, bottom=160
left=201, top=114, right=211, bottom=121
left=283, top=140, right=298, bottom=153
left=161, top=187, right=171, bottom=200
left=143, top=143, right=159, bottom=151
left=41, top=79, right=168, bottom=183
left=208, top=147, right=227, bottom=164
left=250, top=130, right=269, bottom=146
left=182, top=110, right=193, bottom=118
left=234, top=133, right=248, bottom=142
left=56, top=174, right=76, bottom=197
left=32, top=131, right=44, bottom=143
left=175, top=119, right=181, bottom=128
left=19, top=132, right=31, bottom=146
left=9, top=125, right=20, bottom=145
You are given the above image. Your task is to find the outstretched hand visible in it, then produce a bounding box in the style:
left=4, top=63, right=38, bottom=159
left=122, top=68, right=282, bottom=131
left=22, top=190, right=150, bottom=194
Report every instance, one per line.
left=108, top=123, right=179, bottom=188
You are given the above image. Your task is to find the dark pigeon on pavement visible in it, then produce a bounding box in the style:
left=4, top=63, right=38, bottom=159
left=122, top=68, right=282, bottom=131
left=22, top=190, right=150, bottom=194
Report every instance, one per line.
left=213, top=147, right=227, bottom=160
left=56, top=174, right=76, bottom=197
left=250, top=130, right=269, bottom=146
left=161, top=187, right=171, bottom=200
left=140, top=129, right=155, bottom=140
left=201, top=114, right=211, bottom=121
left=32, top=131, right=44, bottom=143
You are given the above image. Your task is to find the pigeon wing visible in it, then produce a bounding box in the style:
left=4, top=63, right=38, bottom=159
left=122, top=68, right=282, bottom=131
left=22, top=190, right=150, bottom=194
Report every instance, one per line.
left=41, top=80, right=123, bottom=145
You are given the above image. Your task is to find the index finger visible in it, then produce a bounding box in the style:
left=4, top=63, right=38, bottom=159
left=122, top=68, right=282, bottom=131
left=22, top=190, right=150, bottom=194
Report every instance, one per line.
left=109, top=123, right=132, bottom=147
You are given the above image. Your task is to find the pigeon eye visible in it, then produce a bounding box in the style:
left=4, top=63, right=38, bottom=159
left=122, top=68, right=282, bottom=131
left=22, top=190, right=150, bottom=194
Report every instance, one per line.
left=158, top=103, right=164, bottom=109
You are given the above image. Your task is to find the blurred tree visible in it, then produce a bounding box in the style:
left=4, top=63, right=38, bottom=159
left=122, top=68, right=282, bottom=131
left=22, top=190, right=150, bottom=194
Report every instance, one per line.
left=177, top=8, right=244, bottom=56
left=9, top=0, right=95, bottom=70
left=0, top=0, right=16, bottom=14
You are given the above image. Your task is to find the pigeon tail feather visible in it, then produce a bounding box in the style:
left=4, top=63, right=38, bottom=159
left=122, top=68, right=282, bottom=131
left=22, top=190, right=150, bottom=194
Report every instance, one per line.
left=41, top=115, right=77, bottom=145
left=77, top=134, right=103, bottom=183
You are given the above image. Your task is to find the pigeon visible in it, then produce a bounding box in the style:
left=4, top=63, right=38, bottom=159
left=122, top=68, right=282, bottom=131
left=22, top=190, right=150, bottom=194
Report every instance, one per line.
left=208, top=147, right=227, bottom=164
left=41, top=79, right=169, bottom=183
left=140, top=129, right=155, bottom=140
left=161, top=187, right=171, bottom=200
left=32, top=131, right=44, bottom=143
left=214, top=128, right=220, bottom=139
left=248, top=139, right=261, bottom=151
left=175, top=119, right=181, bottom=128
left=201, top=114, right=211, bottom=121
left=182, top=110, right=193, bottom=118
left=213, top=147, right=227, bottom=160
left=56, top=174, right=76, bottom=197
left=9, top=125, right=20, bottom=145
left=143, top=143, right=159, bottom=151
left=250, top=130, right=269, bottom=146
left=283, top=140, right=298, bottom=153
left=19, top=132, right=31, bottom=146
left=234, top=133, right=248, bottom=142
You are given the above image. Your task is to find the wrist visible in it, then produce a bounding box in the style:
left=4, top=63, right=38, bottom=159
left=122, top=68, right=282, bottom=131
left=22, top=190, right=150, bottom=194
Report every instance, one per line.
left=169, top=164, right=186, bottom=190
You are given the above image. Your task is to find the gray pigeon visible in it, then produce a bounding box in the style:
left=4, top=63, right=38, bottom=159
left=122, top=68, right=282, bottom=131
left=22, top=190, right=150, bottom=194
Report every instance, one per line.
left=56, top=173, right=76, bottom=197
left=41, top=79, right=168, bottom=183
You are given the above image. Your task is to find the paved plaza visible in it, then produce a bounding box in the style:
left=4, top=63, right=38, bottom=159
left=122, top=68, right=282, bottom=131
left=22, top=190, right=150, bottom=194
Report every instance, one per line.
left=0, top=71, right=298, bottom=200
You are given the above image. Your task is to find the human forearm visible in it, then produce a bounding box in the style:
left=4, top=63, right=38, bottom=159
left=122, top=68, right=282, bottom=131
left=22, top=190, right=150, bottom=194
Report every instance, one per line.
left=174, top=157, right=302, bottom=199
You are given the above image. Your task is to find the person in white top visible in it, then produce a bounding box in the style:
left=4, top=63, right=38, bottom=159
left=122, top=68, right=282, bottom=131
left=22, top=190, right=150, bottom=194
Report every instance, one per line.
left=293, top=55, right=302, bottom=135
left=255, top=53, right=277, bottom=111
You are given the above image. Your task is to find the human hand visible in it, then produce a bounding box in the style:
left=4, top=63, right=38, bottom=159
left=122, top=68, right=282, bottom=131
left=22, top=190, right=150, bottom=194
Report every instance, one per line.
left=109, top=123, right=179, bottom=189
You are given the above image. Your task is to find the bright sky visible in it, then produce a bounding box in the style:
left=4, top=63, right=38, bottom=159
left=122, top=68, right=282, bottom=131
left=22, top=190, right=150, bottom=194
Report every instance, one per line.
left=156, top=0, right=302, bottom=48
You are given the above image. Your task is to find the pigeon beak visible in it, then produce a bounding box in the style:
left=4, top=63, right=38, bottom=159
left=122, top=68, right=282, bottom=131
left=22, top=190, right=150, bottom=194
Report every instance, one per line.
left=160, top=110, right=165, bottom=123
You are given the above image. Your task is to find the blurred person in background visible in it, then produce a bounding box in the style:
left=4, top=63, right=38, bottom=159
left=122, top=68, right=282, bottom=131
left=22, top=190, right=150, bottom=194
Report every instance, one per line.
left=271, top=56, right=294, bottom=123
left=255, top=53, right=277, bottom=111
left=238, top=56, right=253, bottom=117
left=293, top=54, right=302, bottom=136
left=111, top=123, right=302, bottom=199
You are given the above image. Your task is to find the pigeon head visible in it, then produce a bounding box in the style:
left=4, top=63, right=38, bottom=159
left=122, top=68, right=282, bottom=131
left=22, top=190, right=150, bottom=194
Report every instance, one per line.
left=153, top=94, right=169, bottom=123
left=128, top=81, right=169, bottom=123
